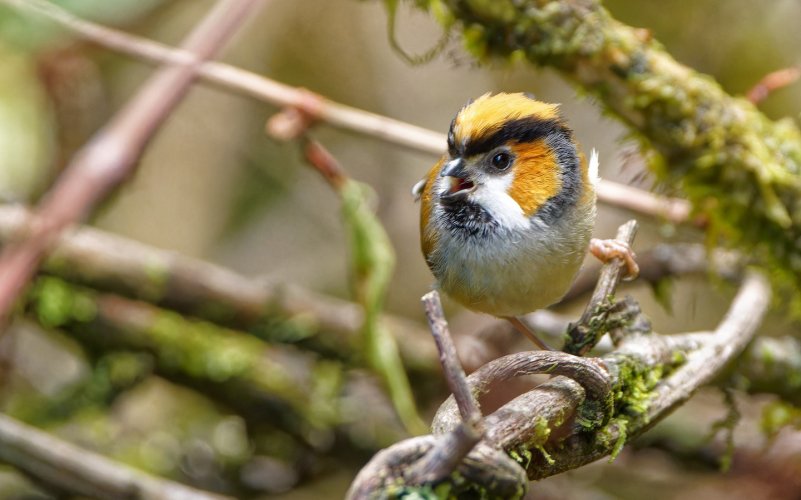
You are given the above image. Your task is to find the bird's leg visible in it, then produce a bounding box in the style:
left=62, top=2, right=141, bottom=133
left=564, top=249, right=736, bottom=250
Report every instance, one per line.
left=503, top=316, right=554, bottom=351
left=589, top=238, right=639, bottom=281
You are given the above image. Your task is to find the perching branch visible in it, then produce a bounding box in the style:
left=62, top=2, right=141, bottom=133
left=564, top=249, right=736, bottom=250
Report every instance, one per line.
left=0, top=413, right=230, bottom=500
left=349, top=262, right=770, bottom=497
left=564, top=220, right=640, bottom=355
left=0, top=0, right=262, bottom=329
left=562, top=242, right=744, bottom=303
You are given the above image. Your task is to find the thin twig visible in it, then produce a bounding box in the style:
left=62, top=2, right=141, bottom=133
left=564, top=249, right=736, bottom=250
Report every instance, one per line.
left=405, top=291, right=484, bottom=484
left=3, top=0, right=444, bottom=154
left=746, top=66, right=801, bottom=104
left=421, top=291, right=482, bottom=427
left=596, top=179, right=692, bottom=225
left=0, top=0, right=261, bottom=330
left=564, top=220, right=639, bottom=355
left=0, top=413, right=230, bottom=499
left=4, top=0, right=695, bottom=225
left=298, top=136, right=426, bottom=435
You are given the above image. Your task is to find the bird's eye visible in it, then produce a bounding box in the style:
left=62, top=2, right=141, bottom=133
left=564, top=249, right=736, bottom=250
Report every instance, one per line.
left=490, top=152, right=512, bottom=170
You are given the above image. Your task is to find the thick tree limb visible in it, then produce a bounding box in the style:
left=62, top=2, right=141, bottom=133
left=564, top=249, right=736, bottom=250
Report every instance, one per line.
left=0, top=0, right=262, bottom=328
left=0, top=413, right=230, bottom=499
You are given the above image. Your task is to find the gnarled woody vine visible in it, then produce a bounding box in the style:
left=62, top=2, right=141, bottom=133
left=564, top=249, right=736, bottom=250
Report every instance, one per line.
left=347, top=219, right=771, bottom=497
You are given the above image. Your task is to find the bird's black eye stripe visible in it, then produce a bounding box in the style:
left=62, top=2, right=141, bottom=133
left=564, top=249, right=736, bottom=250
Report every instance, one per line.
left=463, top=117, right=570, bottom=157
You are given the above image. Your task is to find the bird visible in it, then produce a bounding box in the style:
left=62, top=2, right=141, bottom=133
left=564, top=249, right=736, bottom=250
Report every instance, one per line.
left=415, top=92, right=637, bottom=350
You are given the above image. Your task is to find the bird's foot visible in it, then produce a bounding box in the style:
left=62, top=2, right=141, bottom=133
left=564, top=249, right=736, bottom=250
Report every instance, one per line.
left=589, top=238, right=639, bottom=280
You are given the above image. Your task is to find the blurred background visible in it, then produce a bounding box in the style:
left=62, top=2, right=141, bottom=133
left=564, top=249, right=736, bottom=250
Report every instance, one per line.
left=0, top=0, right=800, bottom=498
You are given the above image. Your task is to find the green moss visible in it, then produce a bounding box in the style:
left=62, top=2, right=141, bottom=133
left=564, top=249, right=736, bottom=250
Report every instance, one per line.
left=509, top=447, right=532, bottom=469
left=599, top=417, right=628, bottom=462
left=30, top=276, right=96, bottom=328
left=706, top=389, right=739, bottom=472
left=534, top=444, right=555, bottom=466
left=27, top=277, right=313, bottom=420
left=587, top=351, right=679, bottom=460
left=761, top=401, right=801, bottom=437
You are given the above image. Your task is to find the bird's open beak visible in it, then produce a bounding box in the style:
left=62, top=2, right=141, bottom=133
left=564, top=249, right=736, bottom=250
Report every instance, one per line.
left=439, top=158, right=475, bottom=202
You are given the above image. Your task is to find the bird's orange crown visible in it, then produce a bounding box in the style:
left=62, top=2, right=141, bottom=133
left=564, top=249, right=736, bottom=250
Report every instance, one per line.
left=445, top=92, right=582, bottom=219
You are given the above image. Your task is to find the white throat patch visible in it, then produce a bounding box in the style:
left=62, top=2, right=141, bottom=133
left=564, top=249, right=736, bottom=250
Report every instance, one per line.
left=465, top=173, right=530, bottom=230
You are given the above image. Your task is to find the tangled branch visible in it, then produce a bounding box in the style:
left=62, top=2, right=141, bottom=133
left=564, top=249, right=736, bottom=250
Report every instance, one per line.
left=348, top=218, right=771, bottom=497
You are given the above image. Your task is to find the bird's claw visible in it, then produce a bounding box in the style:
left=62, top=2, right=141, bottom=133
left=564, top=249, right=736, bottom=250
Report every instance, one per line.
left=589, top=238, right=639, bottom=281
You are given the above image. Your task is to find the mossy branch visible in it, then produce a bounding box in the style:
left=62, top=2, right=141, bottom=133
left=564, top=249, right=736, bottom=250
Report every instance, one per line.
left=348, top=270, right=770, bottom=496
left=0, top=205, right=440, bottom=375
left=412, top=0, right=801, bottom=315
left=23, top=276, right=346, bottom=448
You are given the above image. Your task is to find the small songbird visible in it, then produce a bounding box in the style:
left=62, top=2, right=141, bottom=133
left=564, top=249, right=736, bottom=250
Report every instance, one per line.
left=416, top=92, right=635, bottom=350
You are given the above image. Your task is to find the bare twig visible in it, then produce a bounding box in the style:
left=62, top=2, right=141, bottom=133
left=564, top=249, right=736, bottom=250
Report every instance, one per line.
left=5, top=0, right=695, bottom=226
left=0, top=413, right=230, bottom=499
left=405, top=291, right=484, bottom=484
left=746, top=66, right=801, bottom=104
left=596, top=180, right=692, bottom=225
left=421, top=292, right=482, bottom=427
left=4, top=0, right=444, bottom=154
left=0, top=0, right=262, bottom=329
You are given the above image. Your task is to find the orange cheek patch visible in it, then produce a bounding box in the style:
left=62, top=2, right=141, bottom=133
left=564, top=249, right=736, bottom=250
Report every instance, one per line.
left=508, top=142, right=562, bottom=218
